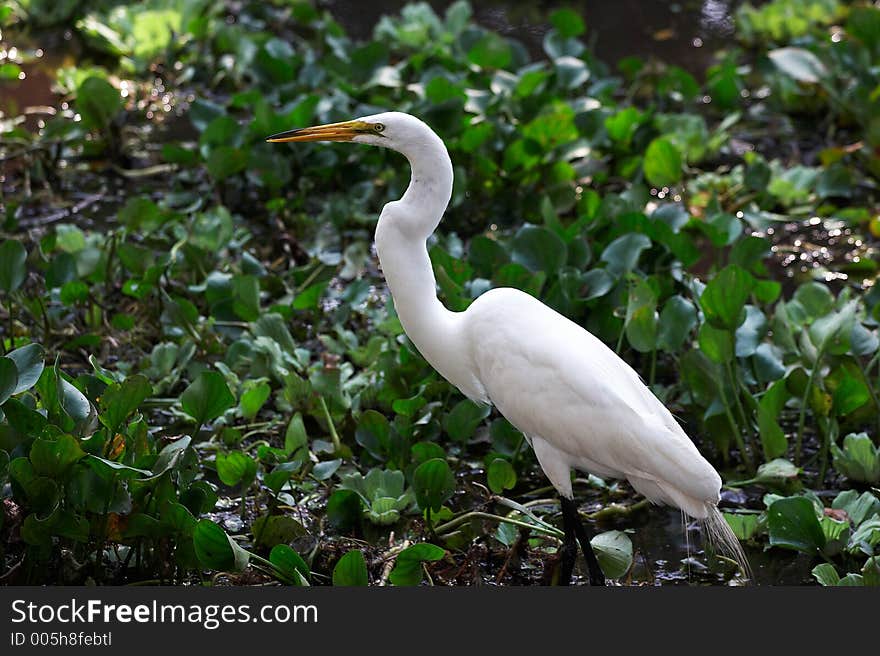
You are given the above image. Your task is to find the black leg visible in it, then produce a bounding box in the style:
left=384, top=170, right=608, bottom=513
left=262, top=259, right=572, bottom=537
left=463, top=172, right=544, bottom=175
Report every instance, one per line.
left=560, top=497, right=606, bottom=587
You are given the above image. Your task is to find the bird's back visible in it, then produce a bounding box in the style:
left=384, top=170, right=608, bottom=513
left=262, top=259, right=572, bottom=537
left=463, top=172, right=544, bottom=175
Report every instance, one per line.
left=460, top=287, right=721, bottom=519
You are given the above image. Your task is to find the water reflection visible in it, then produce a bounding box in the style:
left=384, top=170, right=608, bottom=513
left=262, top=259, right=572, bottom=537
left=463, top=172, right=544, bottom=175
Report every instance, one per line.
left=321, top=0, right=761, bottom=72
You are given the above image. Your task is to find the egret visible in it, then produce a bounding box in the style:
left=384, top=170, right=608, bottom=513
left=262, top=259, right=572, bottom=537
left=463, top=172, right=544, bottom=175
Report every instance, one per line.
left=268, top=112, right=750, bottom=585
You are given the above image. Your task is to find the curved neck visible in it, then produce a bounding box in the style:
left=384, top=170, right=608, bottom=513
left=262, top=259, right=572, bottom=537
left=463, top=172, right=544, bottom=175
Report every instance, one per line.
left=374, top=129, right=463, bottom=385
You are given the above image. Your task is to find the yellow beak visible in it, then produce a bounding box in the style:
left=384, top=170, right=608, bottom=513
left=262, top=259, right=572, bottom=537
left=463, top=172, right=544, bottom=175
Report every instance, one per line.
left=265, top=120, right=371, bottom=143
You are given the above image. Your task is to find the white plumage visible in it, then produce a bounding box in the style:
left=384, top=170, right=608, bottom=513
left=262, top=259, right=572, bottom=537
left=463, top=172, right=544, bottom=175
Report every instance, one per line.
left=268, top=111, right=749, bottom=582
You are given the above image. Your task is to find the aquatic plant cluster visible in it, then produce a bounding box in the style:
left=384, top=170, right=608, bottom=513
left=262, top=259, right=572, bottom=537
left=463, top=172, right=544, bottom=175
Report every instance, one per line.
left=0, top=0, right=878, bottom=585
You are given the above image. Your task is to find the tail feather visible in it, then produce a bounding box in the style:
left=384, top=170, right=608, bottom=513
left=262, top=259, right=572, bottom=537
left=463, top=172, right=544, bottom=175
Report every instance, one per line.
left=701, top=504, right=752, bottom=582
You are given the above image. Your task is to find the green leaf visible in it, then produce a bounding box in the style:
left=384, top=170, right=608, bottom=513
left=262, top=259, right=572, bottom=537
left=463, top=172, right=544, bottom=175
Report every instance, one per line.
left=643, top=137, right=683, bottom=187
left=590, top=530, right=633, bottom=579
left=269, top=544, right=309, bottom=585
left=487, top=458, right=517, bottom=494
left=389, top=543, right=445, bottom=586
left=698, top=323, right=734, bottom=363
left=757, top=380, right=789, bottom=460
left=253, top=514, right=306, bottom=549
left=99, top=374, right=152, bottom=433
left=6, top=343, right=44, bottom=394
left=216, top=451, right=258, bottom=487
left=413, top=458, right=455, bottom=513
left=77, top=76, right=123, bottom=129
left=550, top=8, right=585, bottom=37
left=600, top=233, right=651, bottom=277
left=700, top=265, right=753, bottom=330
left=768, top=47, right=827, bottom=84
left=284, top=412, right=308, bottom=456
left=830, top=432, right=880, bottom=484
left=0, top=358, right=17, bottom=406
left=239, top=379, right=270, bottom=419
left=55, top=369, right=94, bottom=424
left=811, top=563, right=840, bottom=586
left=193, top=519, right=249, bottom=571
left=181, top=370, right=235, bottom=426
left=767, top=497, right=826, bottom=554
left=467, top=33, right=511, bottom=69
left=657, top=296, right=697, bottom=352
left=443, top=400, right=490, bottom=442
left=832, top=490, right=880, bottom=526
left=332, top=549, right=369, bottom=586
left=0, top=239, right=27, bottom=293
left=724, top=513, right=760, bottom=541
left=624, top=278, right=658, bottom=353
left=327, top=489, right=362, bottom=532
left=510, top=225, right=567, bottom=274
left=30, top=434, right=86, bottom=477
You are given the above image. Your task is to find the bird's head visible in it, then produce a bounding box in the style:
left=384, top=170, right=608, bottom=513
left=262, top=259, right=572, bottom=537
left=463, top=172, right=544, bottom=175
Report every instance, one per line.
left=265, top=111, right=434, bottom=155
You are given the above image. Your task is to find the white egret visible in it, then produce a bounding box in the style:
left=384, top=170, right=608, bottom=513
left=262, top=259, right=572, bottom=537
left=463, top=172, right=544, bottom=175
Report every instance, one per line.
left=268, top=112, right=750, bottom=585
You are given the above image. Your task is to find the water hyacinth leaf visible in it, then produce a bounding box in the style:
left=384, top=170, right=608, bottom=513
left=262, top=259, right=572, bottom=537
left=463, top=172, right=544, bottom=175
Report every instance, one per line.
left=312, top=458, right=342, bottom=481
left=239, top=379, right=271, bottom=419
left=698, top=323, right=734, bottom=363
left=754, top=459, right=800, bottom=486
left=600, top=233, right=651, bottom=277
left=215, top=451, right=257, bottom=487
left=30, top=434, right=86, bottom=478
left=657, top=295, right=697, bottom=352
left=55, top=371, right=94, bottom=424
left=550, top=8, right=586, bottom=37
left=510, top=225, right=567, bottom=274
left=643, top=137, right=683, bottom=187
left=624, top=278, right=658, bottom=353
left=193, top=519, right=249, bottom=572
left=768, top=47, right=827, bottom=84
left=758, top=380, right=789, bottom=460
left=253, top=515, right=307, bottom=549
left=413, top=458, right=455, bottom=513
left=443, top=399, right=491, bottom=442
left=7, top=343, right=44, bottom=395
left=77, top=76, right=123, bottom=129
left=830, top=433, right=880, bottom=484
left=590, top=530, right=633, bottom=579
left=0, top=358, right=17, bottom=406
left=487, top=458, right=517, bottom=494
left=767, top=497, right=826, bottom=554
left=0, top=241, right=28, bottom=294
left=467, top=33, right=512, bottom=69
left=809, top=302, right=856, bottom=354
left=332, top=549, right=369, bottom=586
left=724, top=513, right=760, bottom=541
left=832, top=490, right=880, bottom=527
left=285, top=412, right=309, bottom=456
left=98, top=374, right=152, bottom=433
left=327, top=489, right=362, bottom=532
left=181, top=370, right=235, bottom=426
left=700, top=265, right=753, bottom=330
left=389, top=543, right=445, bottom=586
left=812, top=563, right=840, bottom=586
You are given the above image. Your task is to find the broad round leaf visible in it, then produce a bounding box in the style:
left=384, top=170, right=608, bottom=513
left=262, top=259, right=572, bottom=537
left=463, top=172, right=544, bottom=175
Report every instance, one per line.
left=332, top=549, right=369, bottom=586
left=181, top=370, right=235, bottom=426
left=590, top=530, right=633, bottom=579
left=389, top=543, right=445, bottom=586
left=643, top=137, right=683, bottom=187
left=413, top=458, right=455, bottom=513
left=6, top=343, right=45, bottom=394
left=193, top=519, right=249, bottom=571
left=767, top=497, right=826, bottom=554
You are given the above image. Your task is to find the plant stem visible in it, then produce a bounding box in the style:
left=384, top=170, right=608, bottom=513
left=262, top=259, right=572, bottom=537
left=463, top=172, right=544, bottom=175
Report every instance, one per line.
left=433, top=510, right=563, bottom=539
left=795, top=359, right=822, bottom=466
left=718, top=376, right=754, bottom=472
left=318, top=396, right=342, bottom=454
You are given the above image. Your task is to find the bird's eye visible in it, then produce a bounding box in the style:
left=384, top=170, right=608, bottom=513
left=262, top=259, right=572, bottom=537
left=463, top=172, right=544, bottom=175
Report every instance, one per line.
left=374, top=123, right=385, bottom=133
